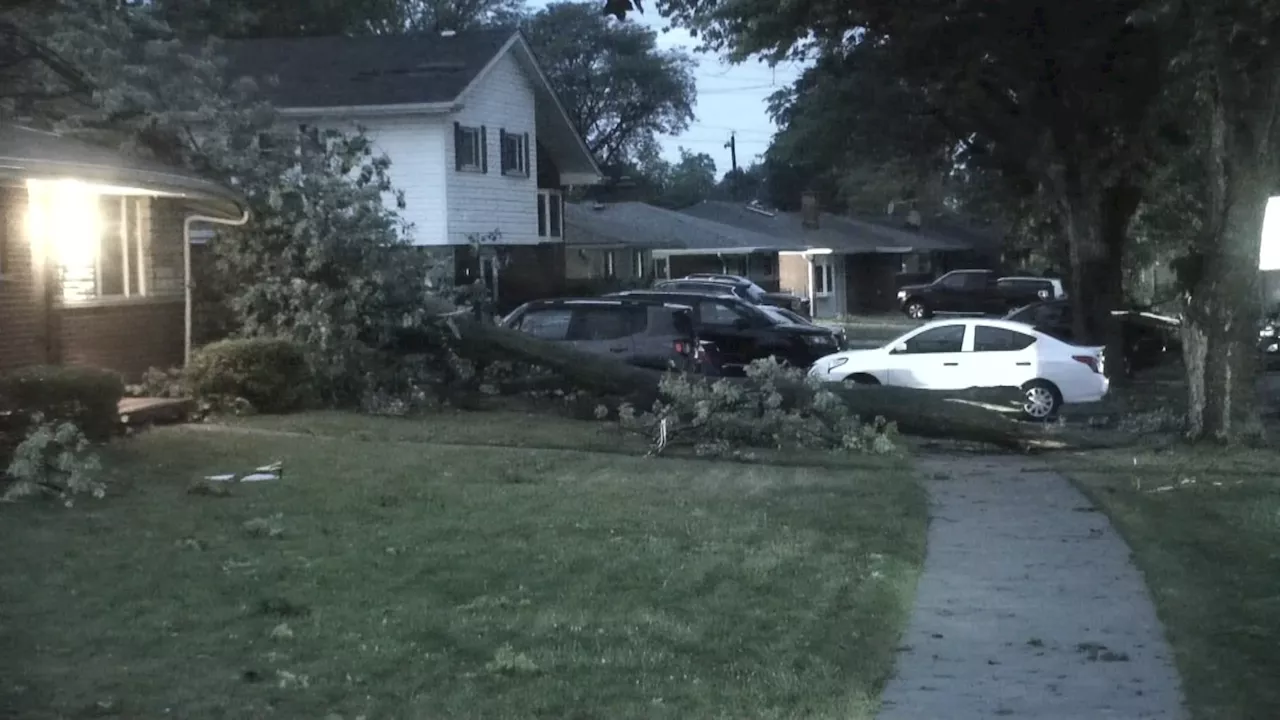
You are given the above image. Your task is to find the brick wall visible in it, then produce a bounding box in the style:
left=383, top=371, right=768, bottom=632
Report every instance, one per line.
left=0, top=187, right=48, bottom=372
left=58, top=300, right=183, bottom=380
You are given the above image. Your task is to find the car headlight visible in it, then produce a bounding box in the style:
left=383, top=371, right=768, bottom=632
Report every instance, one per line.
left=828, top=357, right=849, bottom=371
left=1261, top=326, right=1276, bottom=338
left=896, top=290, right=907, bottom=300
left=802, top=334, right=835, bottom=346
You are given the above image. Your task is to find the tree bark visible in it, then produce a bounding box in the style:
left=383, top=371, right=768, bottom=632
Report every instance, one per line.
left=1181, top=79, right=1271, bottom=442
left=1056, top=166, right=1127, bottom=377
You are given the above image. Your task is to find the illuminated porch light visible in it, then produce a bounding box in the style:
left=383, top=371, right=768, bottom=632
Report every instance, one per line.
left=1261, top=196, right=1280, bottom=271
left=26, top=178, right=103, bottom=266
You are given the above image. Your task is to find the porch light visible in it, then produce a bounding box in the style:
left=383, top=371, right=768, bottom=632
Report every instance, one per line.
left=26, top=178, right=103, bottom=265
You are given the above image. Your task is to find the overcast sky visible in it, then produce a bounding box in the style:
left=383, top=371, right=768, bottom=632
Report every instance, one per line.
left=527, top=1, right=806, bottom=177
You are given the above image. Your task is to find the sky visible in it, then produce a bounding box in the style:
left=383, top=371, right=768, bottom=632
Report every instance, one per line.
left=527, top=1, right=806, bottom=177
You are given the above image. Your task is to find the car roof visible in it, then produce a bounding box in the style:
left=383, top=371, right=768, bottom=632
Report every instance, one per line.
left=522, top=297, right=692, bottom=310
left=919, top=317, right=1055, bottom=334
left=614, top=289, right=748, bottom=302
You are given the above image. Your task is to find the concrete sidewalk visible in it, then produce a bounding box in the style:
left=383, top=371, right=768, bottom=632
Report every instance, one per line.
left=877, top=455, right=1186, bottom=720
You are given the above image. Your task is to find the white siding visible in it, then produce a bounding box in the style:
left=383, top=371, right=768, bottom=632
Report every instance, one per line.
left=446, top=51, right=540, bottom=246
left=287, top=115, right=449, bottom=246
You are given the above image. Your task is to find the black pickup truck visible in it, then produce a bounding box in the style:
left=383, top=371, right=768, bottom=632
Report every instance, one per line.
left=897, top=270, right=1065, bottom=319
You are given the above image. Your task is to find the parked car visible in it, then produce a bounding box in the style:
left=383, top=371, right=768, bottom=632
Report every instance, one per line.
left=1004, top=299, right=1180, bottom=376
left=896, top=270, right=1066, bottom=319
left=808, top=318, right=1109, bottom=420
left=1261, top=311, right=1280, bottom=369
left=757, top=304, right=848, bottom=349
left=608, top=290, right=841, bottom=373
left=500, top=298, right=712, bottom=373
left=655, top=276, right=810, bottom=316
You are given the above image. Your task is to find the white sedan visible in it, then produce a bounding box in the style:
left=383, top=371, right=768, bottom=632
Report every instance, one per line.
left=808, top=318, right=1109, bottom=419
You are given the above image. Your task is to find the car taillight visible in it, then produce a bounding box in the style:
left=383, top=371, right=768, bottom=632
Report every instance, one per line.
left=674, top=340, right=691, bottom=356
left=1072, top=355, right=1101, bottom=374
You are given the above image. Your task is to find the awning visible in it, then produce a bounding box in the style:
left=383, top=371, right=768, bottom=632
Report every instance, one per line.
left=0, top=125, right=247, bottom=220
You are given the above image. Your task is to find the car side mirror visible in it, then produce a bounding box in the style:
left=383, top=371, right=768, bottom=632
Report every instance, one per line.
left=891, top=343, right=908, bottom=354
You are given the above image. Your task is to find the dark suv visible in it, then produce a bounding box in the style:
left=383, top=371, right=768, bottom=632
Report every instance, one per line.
left=1004, top=299, right=1180, bottom=376
left=500, top=298, right=707, bottom=373
left=609, top=290, right=841, bottom=373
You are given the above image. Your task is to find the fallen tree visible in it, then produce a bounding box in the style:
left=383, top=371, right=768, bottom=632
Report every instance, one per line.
left=397, top=318, right=1119, bottom=453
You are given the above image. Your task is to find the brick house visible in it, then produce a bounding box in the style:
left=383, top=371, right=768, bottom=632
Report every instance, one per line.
left=0, top=125, right=246, bottom=379
left=220, top=29, right=603, bottom=310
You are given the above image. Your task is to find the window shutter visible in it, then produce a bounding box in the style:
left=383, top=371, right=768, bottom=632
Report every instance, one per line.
left=480, top=126, right=488, bottom=173
left=499, top=129, right=508, bottom=172
left=523, top=133, right=531, bottom=177
left=453, top=122, right=463, bottom=170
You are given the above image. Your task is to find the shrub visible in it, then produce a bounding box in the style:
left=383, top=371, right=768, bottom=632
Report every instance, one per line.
left=186, top=339, right=311, bottom=413
left=617, top=358, right=899, bottom=457
left=125, top=366, right=188, bottom=399
left=2, top=416, right=104, bottom=504
left=0, top=365, right=124, bottom=442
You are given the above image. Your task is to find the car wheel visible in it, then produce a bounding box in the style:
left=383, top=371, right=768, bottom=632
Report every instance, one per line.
left=843, top=373, right=880, bottom=386
left=904, top=300, right=929, bottom=320
left=1021, top=380, right=1062, bottom=421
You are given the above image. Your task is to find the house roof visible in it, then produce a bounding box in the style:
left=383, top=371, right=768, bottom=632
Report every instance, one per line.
left=0, top=125, right=246, bottom=219
left=221, top=30, right=514, bottom=110
left=220, top=30, right=601, bottom=185
left=566, top=201, right=806, bottom=252
left=682, top=201, right=975, bottom=254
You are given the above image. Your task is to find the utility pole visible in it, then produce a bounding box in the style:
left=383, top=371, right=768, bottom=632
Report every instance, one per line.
left=724, top=132, right=738, bottom=174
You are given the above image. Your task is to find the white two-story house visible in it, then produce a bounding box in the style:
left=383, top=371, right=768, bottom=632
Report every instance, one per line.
left=221, top=29, right=602, bottom=307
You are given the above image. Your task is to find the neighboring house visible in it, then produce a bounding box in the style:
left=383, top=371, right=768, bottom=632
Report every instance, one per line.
left=681, top=197, right=982, bottom=316
left=221, top=29, right=602, bottom=306
left=563, top=201, right=734, bottom=282
left=0, top=125, right=247, bottom=379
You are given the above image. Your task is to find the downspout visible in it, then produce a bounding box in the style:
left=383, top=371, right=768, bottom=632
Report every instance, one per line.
left=183, top=211, right=250, bottom=365
left=804, top=254, right=817, bottom=317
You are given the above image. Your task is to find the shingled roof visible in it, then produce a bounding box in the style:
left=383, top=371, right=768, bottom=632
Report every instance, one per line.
left=566, top=202, right=807, bottom=251
left=220, top=29, right=516, bottom=109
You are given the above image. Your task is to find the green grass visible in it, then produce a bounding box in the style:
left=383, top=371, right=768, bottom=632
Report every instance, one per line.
left=0, top=412, right=926, bottom=719
left=1055, top=445, right=1280, bottom=720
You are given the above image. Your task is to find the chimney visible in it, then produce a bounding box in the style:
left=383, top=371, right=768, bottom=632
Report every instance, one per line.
left=800, top=190, right=819, bottom=229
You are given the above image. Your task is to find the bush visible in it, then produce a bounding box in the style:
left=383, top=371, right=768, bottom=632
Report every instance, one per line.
left=186, top=339, right=311, bottom=413
left=0, top=365, right=124, bottom=442
left=125, top=366, right=188, bottom=399
left=2, top=415, right=103, bottom=504
left=617, top=358, right=900, bottom=457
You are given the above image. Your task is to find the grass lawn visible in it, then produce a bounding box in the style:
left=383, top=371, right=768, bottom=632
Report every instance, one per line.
left=0, top=411, right=926, bottom=719
left=1056, top=445, right=1280, bottom=720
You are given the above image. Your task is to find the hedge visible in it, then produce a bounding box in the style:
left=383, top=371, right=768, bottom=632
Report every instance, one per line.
left=185, top=338, right=311, bottom=413
left=0, top=365, right=125, bottom=443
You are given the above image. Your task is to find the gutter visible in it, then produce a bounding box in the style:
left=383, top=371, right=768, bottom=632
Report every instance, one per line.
left=183, top=211, right=251, bottom=365
left=274, top=102, right=460, bottom=118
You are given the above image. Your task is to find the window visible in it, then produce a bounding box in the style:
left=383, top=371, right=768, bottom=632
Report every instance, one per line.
left=999, top=278, right=1053, bottom=299
left=54, top=195, right=151, bottom=303
left=973, top=325, right=1037, bottom=352
left=938, top=271, right=988, bottom=290
left=537, top=190, right=562, bottom=238
left=604, top=250, right=617, bottom=278
left=454, top=123, right=486, bottom=172
left=900, top=324, right=966, bottom=354
left=698, top=299, right=750, bottom=326
left=499, top=130, right=529, bottom=176
left=517, top=308, right=572, bottom=340
left=812, top=258, right=834, bottom=295
left=567, top=307, right=641, bottom=341
left=632, top=249, right=646, bottom=278
left=654, top=256, right=670, bottom=279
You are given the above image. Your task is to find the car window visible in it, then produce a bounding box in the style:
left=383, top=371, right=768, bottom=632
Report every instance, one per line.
left=937, top=273, right=967, bottom=290
left=699, top=300, right=750, bottom=326
left=901, top=324, right=966, bottom=354
left=567, top=307, right=641, bottom=341
left=962, top=272, right=993, bottom=290
left=973, top=325, right=1037, bottom=352
left=517, top=308, right=572, bottom=340
left=1036, top=303, right=1070, bottom=326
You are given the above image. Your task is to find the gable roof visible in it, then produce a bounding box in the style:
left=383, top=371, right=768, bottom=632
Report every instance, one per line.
left=683, top=201, right=975, bottom=253
left=567, top=202, right=807, bottom=252
left=220, top=29, right=514, bottom=110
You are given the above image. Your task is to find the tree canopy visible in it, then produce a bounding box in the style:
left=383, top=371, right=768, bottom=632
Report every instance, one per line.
left=523, top=1, right=695, bottom=168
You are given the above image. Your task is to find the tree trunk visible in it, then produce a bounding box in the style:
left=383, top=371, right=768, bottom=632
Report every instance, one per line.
left=1181, top=86, right=1270, bottom=442
left=1057, top=169, right=1126, bottom=376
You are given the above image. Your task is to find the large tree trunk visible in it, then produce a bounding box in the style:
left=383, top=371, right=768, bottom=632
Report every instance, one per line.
left=1056, top=167, right=1127, bottom=377
left=1181, top=82, right=1271, bottom=442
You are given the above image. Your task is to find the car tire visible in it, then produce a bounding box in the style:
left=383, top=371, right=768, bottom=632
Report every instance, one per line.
left=843, top=373, right=880, bottom=386
left=904, top=300, right=930, bottom=320
left=1021, top=379, right=1062, bottom=421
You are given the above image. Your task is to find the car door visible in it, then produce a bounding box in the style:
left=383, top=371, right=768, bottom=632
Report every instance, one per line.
left=929, top=272, right=969, bottom=312
left=886, top=323, right=970, bottom=389
left=564, top=306, right=638, bottom=359
left=694, top=298, right=760, bottom=370
left=969, top=324, right=1039, bottom=388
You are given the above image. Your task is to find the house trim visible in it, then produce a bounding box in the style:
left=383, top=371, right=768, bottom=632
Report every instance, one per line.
left=276, top=102, right=459, bottom=118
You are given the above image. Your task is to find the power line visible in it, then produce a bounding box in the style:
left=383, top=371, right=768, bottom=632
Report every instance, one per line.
left=696, top=84, right=783, bottom=95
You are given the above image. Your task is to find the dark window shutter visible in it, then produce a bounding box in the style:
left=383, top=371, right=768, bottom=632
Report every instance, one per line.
left=499, top=129, right=508, bottom=172
left=480, top=126, right=488, bottom=173
left=454, top=122, right=463, bottom=170
left=523, top=133, right=531, bottom=177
